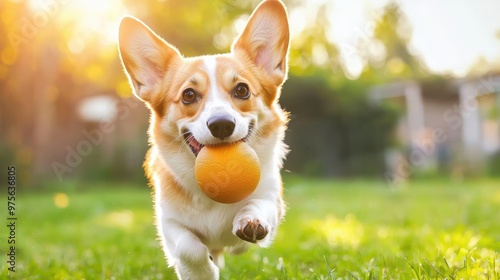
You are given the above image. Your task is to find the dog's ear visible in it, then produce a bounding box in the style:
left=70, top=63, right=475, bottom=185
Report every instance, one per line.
left=232, top=0, right=290, bottom=87
left=118, top=16, right=181, bottom=102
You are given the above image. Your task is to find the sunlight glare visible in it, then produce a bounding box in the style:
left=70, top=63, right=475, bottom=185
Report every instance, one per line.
left=310, top=214, right=364, bottom=248
left=53, top=192, right=69, bottom=208
left=28, top=0, right=128, bottom=48
left=101, top=210, right=135, bottom=229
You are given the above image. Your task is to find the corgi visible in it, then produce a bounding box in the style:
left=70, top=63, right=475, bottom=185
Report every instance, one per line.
left=118, top=0, right=290, bottom=279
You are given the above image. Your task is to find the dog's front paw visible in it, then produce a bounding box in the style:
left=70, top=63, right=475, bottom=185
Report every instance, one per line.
left=234, top=219, right=268, bottom=243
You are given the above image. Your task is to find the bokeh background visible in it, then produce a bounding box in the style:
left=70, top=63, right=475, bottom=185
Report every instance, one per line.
left=1, top=0, right=500, bottom=278
left=2, top=0, right=500, bottom=186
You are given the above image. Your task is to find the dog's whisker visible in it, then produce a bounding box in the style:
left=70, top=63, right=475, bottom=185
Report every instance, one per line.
left=163, top=132, right=190, bottom=152
left=178, top=133, right=195, bottom=153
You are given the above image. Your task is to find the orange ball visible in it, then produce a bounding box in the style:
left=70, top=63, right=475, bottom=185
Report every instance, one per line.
left=195, top=142, right=261, bottom=204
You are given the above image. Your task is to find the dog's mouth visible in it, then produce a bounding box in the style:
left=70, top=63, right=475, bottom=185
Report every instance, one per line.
left=184, top=133, right=205, bottom=156
left=184, top=123, right=254, bottom=157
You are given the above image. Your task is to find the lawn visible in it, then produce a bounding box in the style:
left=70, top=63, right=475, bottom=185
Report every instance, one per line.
left=1, top=177, right=499, bottom=279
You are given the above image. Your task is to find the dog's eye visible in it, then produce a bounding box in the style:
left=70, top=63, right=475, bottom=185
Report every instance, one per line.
left=182, top=89, right=198, bottom=104
left=233, top=83, right=250, bottom=99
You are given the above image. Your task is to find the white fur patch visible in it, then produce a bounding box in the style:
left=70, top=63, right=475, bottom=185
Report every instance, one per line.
left=203, top=56, right=218, bottom=99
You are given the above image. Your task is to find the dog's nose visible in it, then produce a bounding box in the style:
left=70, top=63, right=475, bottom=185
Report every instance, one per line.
left=207, top=115, right=235, bottom=139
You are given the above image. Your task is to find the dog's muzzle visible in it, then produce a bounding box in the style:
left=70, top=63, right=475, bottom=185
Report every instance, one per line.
left=183, top=121, right=254, bottom=157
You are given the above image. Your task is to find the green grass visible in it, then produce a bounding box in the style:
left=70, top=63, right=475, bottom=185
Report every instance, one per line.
left=1, top=177, right=499, bottom=279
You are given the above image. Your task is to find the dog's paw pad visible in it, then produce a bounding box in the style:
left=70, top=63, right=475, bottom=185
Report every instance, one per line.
left=235, top=220, right=268, bottom=243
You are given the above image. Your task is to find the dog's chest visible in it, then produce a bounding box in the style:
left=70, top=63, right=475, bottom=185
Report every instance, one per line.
left=159, top=193, right=242, bottom=248
left=187, top=205, right=240, bottom=247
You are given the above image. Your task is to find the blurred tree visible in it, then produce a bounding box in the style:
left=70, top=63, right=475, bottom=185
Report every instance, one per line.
left=288, top=3, right=341, bottom=77
left=360, top=2, right=428, bottom=83
left=278, top=2, right=415, bottom=176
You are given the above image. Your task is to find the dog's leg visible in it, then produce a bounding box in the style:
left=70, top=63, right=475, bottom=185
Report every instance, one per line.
left=232, top=197, right=283, bottom=247
left=209, top=249, right=225, bottom=269
left=160, top=222, right=219, bottom=280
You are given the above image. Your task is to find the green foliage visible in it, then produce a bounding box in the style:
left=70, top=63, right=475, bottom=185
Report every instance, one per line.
left=488, top=151, right=500, bottom=177
left=2, top=178, right=499, bottom=279
left=360, top=3, right=428, bottom=83
left=282, top=74, right=400, bottom=176
left=288, top=3, right=341, bottom=75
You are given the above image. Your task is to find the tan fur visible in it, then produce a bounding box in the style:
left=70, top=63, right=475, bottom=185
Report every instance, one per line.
left=118, top=1, right=290, bottom=279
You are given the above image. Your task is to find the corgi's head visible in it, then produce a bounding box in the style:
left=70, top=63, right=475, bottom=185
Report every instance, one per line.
left=118, top=0, right=289, bottom=184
